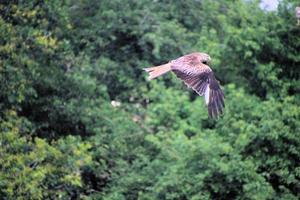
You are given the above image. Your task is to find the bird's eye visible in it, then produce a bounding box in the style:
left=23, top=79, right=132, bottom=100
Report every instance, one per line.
left=202, top=61, right=207, bottom=64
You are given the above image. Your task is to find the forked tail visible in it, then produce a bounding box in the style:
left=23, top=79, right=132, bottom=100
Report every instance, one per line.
left=143, top=63, right=171, bottom=80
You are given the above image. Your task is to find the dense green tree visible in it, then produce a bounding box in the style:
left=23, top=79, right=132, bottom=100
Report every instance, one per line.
left=0, top=0, right=299, bottom=199
left=0, top=110, right=92, bottom=199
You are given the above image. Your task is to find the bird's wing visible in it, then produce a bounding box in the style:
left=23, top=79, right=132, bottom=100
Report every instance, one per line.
left=171, top=60, right=225, bottom=118
left=171, top=61, right=212, bottom=96
left=206, top=75, right=225, bottom=119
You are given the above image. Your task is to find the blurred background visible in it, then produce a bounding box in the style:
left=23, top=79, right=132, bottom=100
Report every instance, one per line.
left=0, top=0, right=299, bottom=199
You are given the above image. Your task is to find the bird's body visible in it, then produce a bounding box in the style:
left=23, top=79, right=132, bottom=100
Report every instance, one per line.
left=144, top=52, right=225, bottom=119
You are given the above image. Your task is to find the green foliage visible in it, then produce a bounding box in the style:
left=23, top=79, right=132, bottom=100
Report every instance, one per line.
left=0, top=0, right=299, bottom=199
left=0, top=110, right=92, bottom=199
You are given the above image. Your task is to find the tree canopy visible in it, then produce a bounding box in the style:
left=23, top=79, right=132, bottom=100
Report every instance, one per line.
left=0, top=0, right=299, bottom=199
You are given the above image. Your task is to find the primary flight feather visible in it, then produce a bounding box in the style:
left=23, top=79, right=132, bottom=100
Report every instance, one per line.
left=144, top=52, right=225, bottom=119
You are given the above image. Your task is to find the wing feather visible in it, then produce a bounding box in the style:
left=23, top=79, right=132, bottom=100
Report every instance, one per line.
left=171, top=61, right=211, bottom=96
left=207, top=77, right=225, bottom=119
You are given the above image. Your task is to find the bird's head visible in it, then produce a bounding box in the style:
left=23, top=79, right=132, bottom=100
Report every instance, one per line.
left=199, top=53, right=211, bottom=65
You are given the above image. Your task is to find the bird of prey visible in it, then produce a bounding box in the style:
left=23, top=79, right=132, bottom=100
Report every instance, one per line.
left=296, top=7, right=300, bottom=26
left=144, top=52, right=225, bottom=119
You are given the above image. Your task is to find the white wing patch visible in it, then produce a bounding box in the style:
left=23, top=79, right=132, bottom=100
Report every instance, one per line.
left=205, top=85, right=210, bottom=105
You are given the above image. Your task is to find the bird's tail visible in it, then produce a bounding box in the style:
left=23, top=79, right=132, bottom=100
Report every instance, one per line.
left=143, top=63, right=171, bottom=80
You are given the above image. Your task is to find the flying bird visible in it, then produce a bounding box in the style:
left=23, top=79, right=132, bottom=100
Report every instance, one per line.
left=296, top=7, right=300, bottom=26
left=144, top=52, right=225, bottom=119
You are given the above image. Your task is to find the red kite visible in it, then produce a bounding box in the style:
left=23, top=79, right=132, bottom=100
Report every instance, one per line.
left=296, top=7, right=300, bottom=25
left=144, top=52, right=225, bottom=119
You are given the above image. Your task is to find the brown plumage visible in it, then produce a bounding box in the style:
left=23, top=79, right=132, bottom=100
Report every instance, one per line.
left=144, top=52, right=225, bottom=119
left=296, top=7, right=300, bottom=26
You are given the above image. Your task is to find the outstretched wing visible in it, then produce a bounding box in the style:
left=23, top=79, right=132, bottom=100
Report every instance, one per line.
left=171, top=56, right=212, bottom=96
left=206, top=76, right=225, bottom=118
left=170, top=56, right=225, bottom=118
